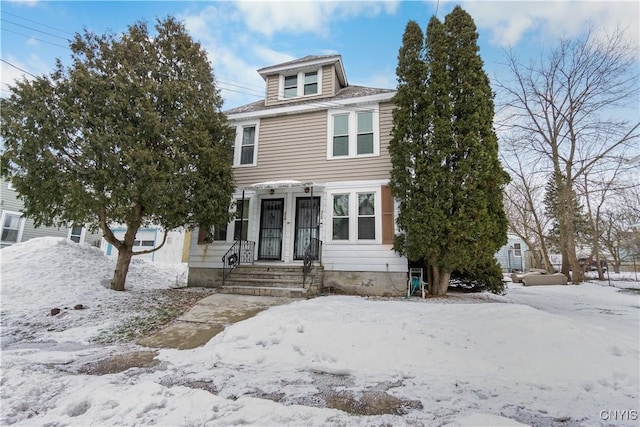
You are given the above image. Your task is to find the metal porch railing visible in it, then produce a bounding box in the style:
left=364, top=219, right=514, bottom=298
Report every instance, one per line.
left=222, top=240, right=255, bottom=285
left=302, top=238, right=322, bottom=285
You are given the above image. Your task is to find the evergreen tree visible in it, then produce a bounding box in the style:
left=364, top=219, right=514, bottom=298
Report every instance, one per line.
left=389, top=7, right=509, bottom=296
left=1, top=17, right=235, bottom=291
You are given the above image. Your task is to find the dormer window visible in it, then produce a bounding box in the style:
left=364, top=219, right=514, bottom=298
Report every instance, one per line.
left=304, top=71, right=318, bottom=95
left=280, top=69, right=321, bottom=99
left=284, top=75, right=297, bottom=98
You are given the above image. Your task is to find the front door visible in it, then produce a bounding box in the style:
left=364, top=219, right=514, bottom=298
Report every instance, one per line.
left=258, top=199, right=284, bottom=260
left=294, top=197, right=320, bottom=260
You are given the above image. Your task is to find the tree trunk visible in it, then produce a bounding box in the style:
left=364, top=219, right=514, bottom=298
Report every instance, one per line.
left=431, top=265, right=450, bottom=296
left=111, top=247, right=134, bottom=291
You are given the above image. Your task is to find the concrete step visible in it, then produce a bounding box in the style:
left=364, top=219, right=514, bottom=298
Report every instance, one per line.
left=222, top=277, right=305, bottom=288
left=217, top=286, right=307, bottom=298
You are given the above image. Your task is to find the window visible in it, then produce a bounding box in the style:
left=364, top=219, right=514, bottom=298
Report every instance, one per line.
left=357, top=112, right=374, bottom=155
left=134, top=240, right=155, bottom=247
left=1, top=211, right=23, bottom=244
left=233, top=199, right=250, bottom=240
left=69, top=225, right=83, bottom=243
left=332, top=194, right=349, bottom=240
left=358, top=193, right=375, bottom=240
left=213, top=225, right=227, bottom=241
left=332, top=114, right=349, bottom=157
left=233, top=122, right=259, bottom=166
left=327, top=107, right=379, bottom=159
left=6, top=182, right=15, bottom=190
left=513, top=243, right=522, bottom=257
left=284, top=75, right=297, bottom=98
left=280, top=69, right=321, bottom=99
left=304, top=71, right=318, bottom=95
left=240, top=126, right=255, bottom=165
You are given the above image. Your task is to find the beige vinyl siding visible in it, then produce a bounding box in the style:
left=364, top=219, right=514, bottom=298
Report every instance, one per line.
left=265, top=75, right=279, bottom=106
left=233, top=101, right=395, bottom=187
left=322, top=64, right=336, bottom=97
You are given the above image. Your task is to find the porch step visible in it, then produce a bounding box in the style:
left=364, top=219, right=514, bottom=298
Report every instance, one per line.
left=221, top=264, right=324, bottom=298
left=217, top=286, right=307, bottom=298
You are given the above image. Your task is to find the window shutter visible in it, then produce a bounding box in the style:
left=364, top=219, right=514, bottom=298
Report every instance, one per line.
left=381, top=185, right=394, bottom=244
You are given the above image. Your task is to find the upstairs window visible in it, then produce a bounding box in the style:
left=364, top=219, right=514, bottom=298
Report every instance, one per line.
left=234, top=121, right=259, bottom=167
left=304, top=71, right=318, bottom=95
left=280, top=69, right=321, bottom=99
left=327, top=107, right=380, bottom=159
left=284, top=75, right=298, bottom=98
left=332, top=114, right=349, bottom=157
left=357, top=112, right=374, bottom=155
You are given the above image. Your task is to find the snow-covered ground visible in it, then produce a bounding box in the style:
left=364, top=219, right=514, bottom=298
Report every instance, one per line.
left=1, top=237, right=638, bottom=426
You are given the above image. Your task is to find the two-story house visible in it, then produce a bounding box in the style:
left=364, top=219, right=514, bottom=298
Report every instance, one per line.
left=187, top=55, right=407, bottom=296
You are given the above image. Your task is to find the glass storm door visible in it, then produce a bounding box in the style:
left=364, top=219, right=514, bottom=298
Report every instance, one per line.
left=294, top=197, right=320, bottom=260
left=258, top=199, right=284, bottom=260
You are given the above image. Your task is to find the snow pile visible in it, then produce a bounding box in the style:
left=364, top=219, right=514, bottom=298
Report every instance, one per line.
left=1, top=237, right=187, bottom=345
left=1, top=237, right=638, bottom=426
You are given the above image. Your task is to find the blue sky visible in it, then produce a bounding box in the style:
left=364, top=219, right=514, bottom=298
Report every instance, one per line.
left=1, top=1, right=638, bottom=110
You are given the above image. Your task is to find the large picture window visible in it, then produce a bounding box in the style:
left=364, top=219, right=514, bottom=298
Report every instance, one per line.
left=332, top=194, right=349, bottom=240
left=327, top=107, right=379, bottom=159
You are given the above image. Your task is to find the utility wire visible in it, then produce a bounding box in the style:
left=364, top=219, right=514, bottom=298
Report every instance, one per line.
left=1, top=28, right=70, bottom=49
left=1, top=18, right=71, bottom=40
left=0, top=58, right=38, bottom=79
left=1, top=11, right=74, bottom=35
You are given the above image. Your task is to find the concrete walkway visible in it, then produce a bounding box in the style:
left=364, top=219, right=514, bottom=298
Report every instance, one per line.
left=137, top=293, right=298, bottom=350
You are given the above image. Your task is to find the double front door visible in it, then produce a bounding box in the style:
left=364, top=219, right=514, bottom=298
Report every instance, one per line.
left=257, top=197, right=319, bottom=261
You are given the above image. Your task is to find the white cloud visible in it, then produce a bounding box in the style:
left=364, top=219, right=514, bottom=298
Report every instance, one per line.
left=462, top=0, right=639, bottom=48
left=234, top=0, right=400, bottom=37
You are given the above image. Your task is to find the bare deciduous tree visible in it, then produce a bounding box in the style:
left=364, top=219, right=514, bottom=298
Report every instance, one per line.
left=497, top=26, right=639, bottom=283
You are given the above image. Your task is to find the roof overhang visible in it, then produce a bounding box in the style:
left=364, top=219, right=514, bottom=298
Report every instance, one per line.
left=241, top=180, right=326, bottom=190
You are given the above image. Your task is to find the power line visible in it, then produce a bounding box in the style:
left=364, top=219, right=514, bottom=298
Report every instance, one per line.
left=1, top=28, right=70, bottom=50
left=1, top=11, right=74, bottom=36
left=0, top=58, right=38, bottom=79
left=1, top=18, right=71, bottom=41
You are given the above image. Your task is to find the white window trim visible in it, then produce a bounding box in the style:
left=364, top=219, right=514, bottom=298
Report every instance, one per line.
left=278, top=68, right=323, bottom=100
left=327, top=188, right=381, bottom=244
left=326, top=106, right=380, bottom=160
left=0, top=210, right=25, bottom=245
left=6, top=182, right=15, bottom=190
left=233, top=120, right=259, bottom=167
left=67, top=225, right=86, bottom=244
left=513, top=243, right=522, bottom=257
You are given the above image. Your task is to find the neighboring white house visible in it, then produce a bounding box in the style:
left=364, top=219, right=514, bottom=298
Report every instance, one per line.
left=102, top=227, right=188, bottom=264
left=495, top=234, right=528, bottom=273
left=1, top=179, right=102, bottom=248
